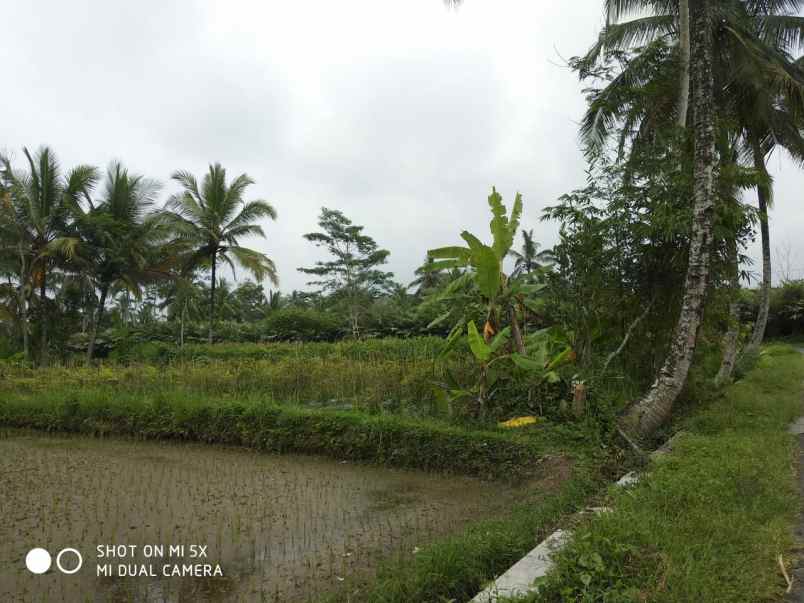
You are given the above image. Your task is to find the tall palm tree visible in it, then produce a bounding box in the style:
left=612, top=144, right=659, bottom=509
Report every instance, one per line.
left=0, top=147, right=97, bottom=366
left=616, top=0, right=717, bottom=443
left=508, top=229, right=554, bottom=278
left=162, top=163, right=279, bottom=343
left=580, top=1, right=804, bottom=355
left=579, top=1, right=804, bottom=440
left=67, top=162, right=168, bottom=361
left=736, top=63, right=804, bottom=353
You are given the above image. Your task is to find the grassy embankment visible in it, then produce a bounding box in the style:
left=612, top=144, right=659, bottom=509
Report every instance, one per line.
left=504, top=343, right=804, bottom=602
left=0, top=338, right=594, bottom=481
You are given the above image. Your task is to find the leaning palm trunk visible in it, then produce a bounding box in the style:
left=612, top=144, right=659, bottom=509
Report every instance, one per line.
left=715, top=240, right=741, bottom=386
left=746, top=138, right=772, bottom=353
left=86, top=284, right=109, bottom=362
left=620, top=0, right=716, bottom=444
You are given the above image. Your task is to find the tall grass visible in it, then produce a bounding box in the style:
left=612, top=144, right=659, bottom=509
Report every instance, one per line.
left=110, top=336, right=454, bottom=364
left=1, top=357, right=464, bottom=417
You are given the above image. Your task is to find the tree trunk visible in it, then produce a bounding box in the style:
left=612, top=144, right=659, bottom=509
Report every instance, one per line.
left=715, top=239, right=741, bottom=386
left=677, top=0, right=691, bottom=128
left=510, top=307, right=526, bottom=354
left=746, top=138, right=771, bottom=353
left=350, top=307, right=360, bottom=339
left=20, top=292, right=29, bottom=361
left=180, top=302, right=186, bottom=348
left=620, top=0, right=716, bottom=444
left=209, top=255, right=217, bottom=344
left=39, top=268, right=48, bottom=367
left=87, top=284, right=109, bottom=363
left=18, top=244, right=29, bottom=361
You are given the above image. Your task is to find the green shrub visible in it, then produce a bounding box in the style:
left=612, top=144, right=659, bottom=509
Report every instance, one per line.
left=257, top=307, right=343, bottom=341
left=109, top=340, right=176, bottom=364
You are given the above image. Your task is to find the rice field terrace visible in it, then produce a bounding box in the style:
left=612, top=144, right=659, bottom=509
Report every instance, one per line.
left=0, top=338, right=594, bottom=602
left=0, top=429, right=567, bottom=603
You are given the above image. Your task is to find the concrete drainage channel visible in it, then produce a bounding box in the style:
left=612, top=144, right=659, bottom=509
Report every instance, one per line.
left=472, top=442, right=675, bottom=603
left=474, top=349, right=804, bottom=602
left=470, top=470, right=640, bottom=602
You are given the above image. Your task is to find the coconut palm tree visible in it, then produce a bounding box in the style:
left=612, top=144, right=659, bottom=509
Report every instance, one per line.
left=616, top=0, right=717, bottom=444
left=577, top=1, right=804, bottom=440
left=735, top=61, right=804, bottom=354
left=508, top=229, right=554, bottom=278
left=581, top=1, right=804, bottom=379
left=162, top=163, right=278, bottom=343
left=66, top=162, right=169, bottom=361
left=409, top=255, right=447, bottom=296
left=0, top=147, right=98, bottom=366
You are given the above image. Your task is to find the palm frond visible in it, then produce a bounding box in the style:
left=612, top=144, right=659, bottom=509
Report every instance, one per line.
left=583, top=15, right=676, bottom=67
left=604, top=0, right=675, bottom=24
left=757, top=14, right=804, bottom=52
left=227, top=246, right=279, bottom=285
left=225, top=200, right=277, bottom=234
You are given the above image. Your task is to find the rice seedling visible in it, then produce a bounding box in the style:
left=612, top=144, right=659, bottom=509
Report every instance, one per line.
left=0, top=429, right=530, bottom=602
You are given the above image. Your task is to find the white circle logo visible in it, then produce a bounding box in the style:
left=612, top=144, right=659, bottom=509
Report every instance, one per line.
left=25, top=548, right=52, bottom=574
left=56, top=548, right=83, bottom=574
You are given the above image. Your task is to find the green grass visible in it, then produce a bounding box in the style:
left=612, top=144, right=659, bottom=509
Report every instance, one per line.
left=321, top=462, right=606, bottom=603
left=0, top=386, right=594, bottom=481
left=515, top=343, right=804, bottom=602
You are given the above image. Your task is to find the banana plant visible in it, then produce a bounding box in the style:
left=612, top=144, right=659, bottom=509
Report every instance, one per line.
left=428, top=187, right=529, bottom=351
left=427, top=188, right=574, bottom=416
left=436, top=320, right=575, bottom=416
left=511, top=327, right=576, bottom=385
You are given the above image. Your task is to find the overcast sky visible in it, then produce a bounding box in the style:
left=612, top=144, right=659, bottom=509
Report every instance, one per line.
left=3, top=1, right=803, bottom=291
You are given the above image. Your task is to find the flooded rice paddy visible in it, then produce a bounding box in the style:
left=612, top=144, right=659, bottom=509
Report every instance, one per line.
left=0, top=430, right=529, bottom=602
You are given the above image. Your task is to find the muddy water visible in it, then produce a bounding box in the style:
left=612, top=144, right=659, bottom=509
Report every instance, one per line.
left=0, top=430, right=523, bottom=602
